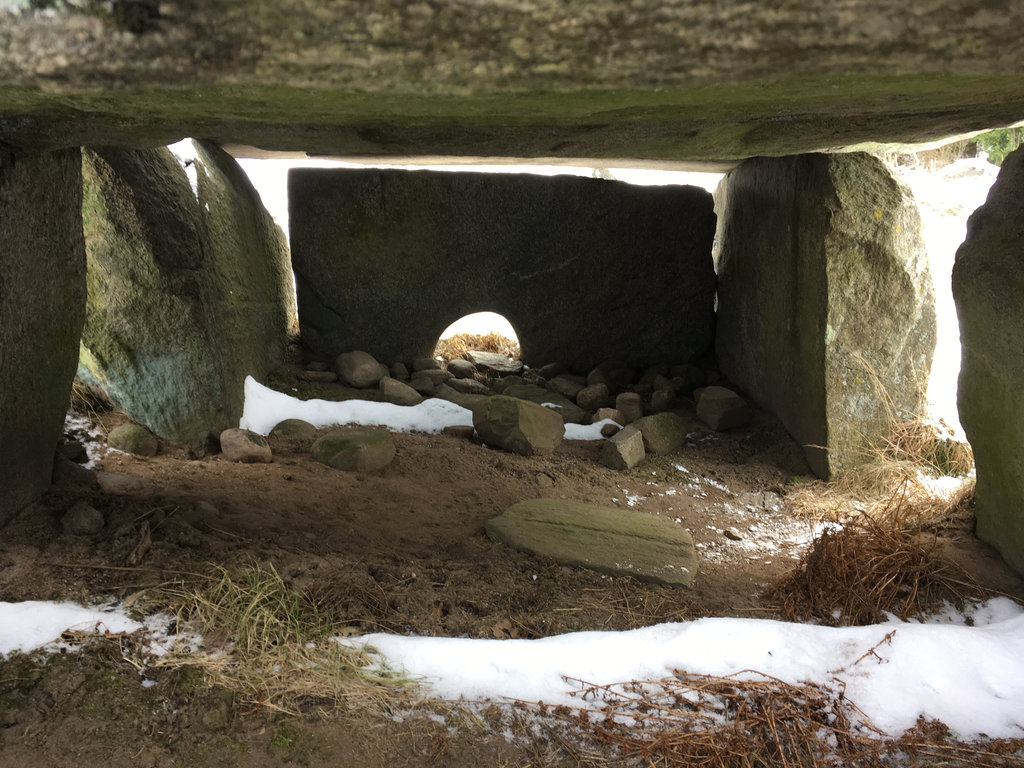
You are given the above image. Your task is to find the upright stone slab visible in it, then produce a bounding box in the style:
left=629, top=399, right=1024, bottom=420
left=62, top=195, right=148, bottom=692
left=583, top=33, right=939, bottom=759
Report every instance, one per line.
left=953, top=145, right=1024, bottom=575
left=78, top=141, right=294, bottom=451
left=0, top=148, right=86, bottom=525
left=289, top=170, right=716, bottom=370
left=715, top=153, right=935, bottom=477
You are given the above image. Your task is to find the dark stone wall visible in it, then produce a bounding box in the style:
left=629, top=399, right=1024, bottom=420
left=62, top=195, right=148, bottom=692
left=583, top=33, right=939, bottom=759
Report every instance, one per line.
left=953, top=145, right=1024, bottom=575
left=290, top=169, right=716, bottom=371
left=0, top=148, right=86, bottom=525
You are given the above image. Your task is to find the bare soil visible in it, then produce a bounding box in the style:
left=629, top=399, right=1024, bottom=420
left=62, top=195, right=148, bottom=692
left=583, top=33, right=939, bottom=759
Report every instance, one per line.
left=2, top=381, right=1023, bottom=767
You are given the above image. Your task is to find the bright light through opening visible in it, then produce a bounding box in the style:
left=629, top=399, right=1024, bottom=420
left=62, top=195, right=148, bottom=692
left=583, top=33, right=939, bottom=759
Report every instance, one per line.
left=438, top=312, right=518, bottom=341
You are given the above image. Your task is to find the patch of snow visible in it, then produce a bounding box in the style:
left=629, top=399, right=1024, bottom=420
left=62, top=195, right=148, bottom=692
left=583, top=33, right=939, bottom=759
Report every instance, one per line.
left=168, top=139, right=201, bottom=202
left=346, top=598, right=1024, bottom=740
left=0, top=601, right=141, bottom=658
left=64, top=411, right=107, bottom=468
left=239, top=376, right=473, bottom=435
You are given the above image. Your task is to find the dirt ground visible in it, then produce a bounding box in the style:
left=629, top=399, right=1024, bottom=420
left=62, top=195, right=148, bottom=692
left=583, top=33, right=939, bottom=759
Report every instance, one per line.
left=2, top=371, right=1024, bottom=767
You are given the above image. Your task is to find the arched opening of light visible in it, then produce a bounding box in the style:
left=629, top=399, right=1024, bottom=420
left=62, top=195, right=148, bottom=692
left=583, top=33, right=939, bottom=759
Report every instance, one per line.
left=434, top=312, right=521, bottom=362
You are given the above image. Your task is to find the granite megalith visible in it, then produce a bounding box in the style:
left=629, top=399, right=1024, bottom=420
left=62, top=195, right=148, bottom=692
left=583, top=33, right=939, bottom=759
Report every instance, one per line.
left=289, top=169, right=716, bottom=370
left=0, top=148, right=86, bottom=526
left=77, top=141, right=294, bottom=452
left=952, top=145, right=1024, bottom=575
left=715, top=153, right=935, bottom=478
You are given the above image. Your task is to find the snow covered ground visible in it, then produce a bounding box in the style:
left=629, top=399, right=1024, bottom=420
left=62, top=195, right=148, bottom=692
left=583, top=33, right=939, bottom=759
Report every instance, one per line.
left=3, top=597, right=1022, bottom=741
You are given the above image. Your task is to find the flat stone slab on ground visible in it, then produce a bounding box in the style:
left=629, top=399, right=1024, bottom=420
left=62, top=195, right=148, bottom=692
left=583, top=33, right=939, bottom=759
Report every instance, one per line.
left=485, top=499, right=697, bottom=587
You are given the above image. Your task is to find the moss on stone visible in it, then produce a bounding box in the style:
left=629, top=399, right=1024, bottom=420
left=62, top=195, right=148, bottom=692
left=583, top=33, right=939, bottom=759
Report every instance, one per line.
left=2, top=73, right=1023, bottom=162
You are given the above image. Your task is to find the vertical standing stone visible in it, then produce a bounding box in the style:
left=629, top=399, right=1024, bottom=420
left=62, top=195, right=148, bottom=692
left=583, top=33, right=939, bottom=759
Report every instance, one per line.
left=715, top=153, right=935, bottom=477
left=953, top=145, right=1024, bottom=575
left=78, top=141, right=294, bottom=451
left=0, top=148, right=86, bottom=524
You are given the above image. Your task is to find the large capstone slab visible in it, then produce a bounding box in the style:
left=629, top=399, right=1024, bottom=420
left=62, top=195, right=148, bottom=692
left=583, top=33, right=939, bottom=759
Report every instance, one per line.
left=953, top=145, right=1024, bottom=576
left=289, top=169, right=716, bottom=370
left=714, top=153, right=935, bottom=478
left=78, top=141, right=294, bottom=452
left=485, top=499, right=697, bottom=587
left=0, top=148, right=86, bottom=525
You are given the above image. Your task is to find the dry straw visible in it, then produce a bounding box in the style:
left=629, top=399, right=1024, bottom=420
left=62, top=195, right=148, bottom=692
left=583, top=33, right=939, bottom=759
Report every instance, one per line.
left=434, top=331, right=520, bottom=362
left=526, top=670, right=1024, bottom=767
left=154, top=562, right=406, bottom=715
left=773, top=487, right=982, bottom=626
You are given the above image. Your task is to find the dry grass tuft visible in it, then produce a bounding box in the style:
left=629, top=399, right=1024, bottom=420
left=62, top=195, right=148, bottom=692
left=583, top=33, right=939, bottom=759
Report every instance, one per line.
left=155, top=562, right=406, bottom=714
left=528, top=670, right=1024, bottom=767
left=69, top=378, right=112, bottom=420
left=434, top=332, right=520, bottom=362
left=773, top=489, right=982, bottom=626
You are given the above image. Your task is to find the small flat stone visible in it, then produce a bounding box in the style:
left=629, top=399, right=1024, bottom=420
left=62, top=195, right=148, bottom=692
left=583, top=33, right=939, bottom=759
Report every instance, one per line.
left=601, top=424, right=646, bottom=469
left=632, top=412, right=687, bottom=454
left=107, top=423, right=158, bottom=457
left=442, top=424, right=477, bottom=440
left=486, top=499, right=697, bottom=587
left=220, top=428, right=273, bottom=463
left=62, top=501, right=104, bottom=536
left=380, top=376, right=424, bottom=406
left=465, top=350, right=524, bottom=375
left=311, top=427, right=396, bottom=472
left=95, top=472, right=155, bottom=493
left=270, top=418, right=319, bottom=439
left=696, top=386, right=751, bottom=430
left=446, top=358, right=477, bottom=379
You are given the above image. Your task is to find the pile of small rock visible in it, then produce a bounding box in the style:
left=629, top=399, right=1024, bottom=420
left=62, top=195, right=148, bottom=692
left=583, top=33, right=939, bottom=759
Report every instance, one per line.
left=100, top=348, right=752, bottom=473
left=292, top=348, right=753, bottom=469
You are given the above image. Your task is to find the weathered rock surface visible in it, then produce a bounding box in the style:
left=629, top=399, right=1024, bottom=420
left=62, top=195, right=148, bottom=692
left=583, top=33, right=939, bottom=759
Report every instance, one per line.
left=546, top=375, right=586, bottom=401
left=577, top=383, right=610, bottom=411
left=486, top=499, right=697, bottom=587
left=220, top=429, right=273, bottom=463
left=107, top=423, right=158, bottom=457
left=615, top=393, right=645, bottom=424
left=62, top=501, right=104, bottom=536
left=1, top=4, right=1023, bottom=164
left=602, top=425, right=646, bottom=470
left=290, top=170, right=715, bottom=369
left=447, top=377, right=492, bottom=396
left=503, top=384, right=587, bottom=425
left=446, top=359, right=476, bottom=379
left=696, top=386, right=751, bottom=431
left=77, top=142, right=294, bottom=452
left=472, top=396, right=565, bottom=456
left=0, top=148, right=85, bottom=526
left=953, top=145, right=1024, bottom=575
left=335, top=351, right=385, bottom=388
left=632, top=412, right=688, bottom=455
left=311, top=428, right=396, bottom=472
left=715, top=153, right=935, bottom=478
left=465, top=351, right=525, bottom=376
left=269, top=419, right=318, bottom=439
left=379, top=376, right=424, bottom=406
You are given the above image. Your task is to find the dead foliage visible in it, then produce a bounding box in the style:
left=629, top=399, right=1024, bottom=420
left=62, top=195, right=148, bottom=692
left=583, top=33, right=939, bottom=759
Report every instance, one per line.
left=69, top=377, right=112, bottom=420
left=154, top=562, right=407, bottom=715
left=773, top=489, right=982, bottom=626
left=525, top=670, right=1024, bottom=768
left=434, top=331, right=520, bottom=362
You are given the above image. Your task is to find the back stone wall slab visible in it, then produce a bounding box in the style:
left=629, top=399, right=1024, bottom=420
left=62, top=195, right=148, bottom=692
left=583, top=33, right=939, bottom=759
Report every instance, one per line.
left=289, top=169, right=716, bottom=371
